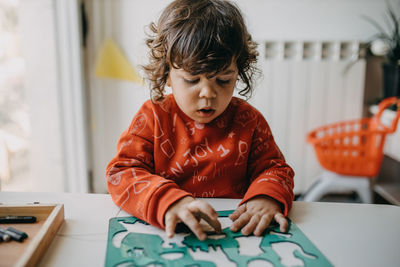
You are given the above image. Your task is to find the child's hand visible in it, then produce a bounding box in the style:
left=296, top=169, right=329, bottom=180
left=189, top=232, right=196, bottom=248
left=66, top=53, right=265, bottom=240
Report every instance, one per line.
left=164, top=196, right=222, bottom=241
left=229, top=196, right=288, bottom=236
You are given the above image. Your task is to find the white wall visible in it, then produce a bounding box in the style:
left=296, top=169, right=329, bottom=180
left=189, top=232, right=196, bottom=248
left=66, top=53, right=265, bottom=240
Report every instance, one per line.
left=85, top=0, right=395, bottom=193
left=237, top=0, right=390, bottom=40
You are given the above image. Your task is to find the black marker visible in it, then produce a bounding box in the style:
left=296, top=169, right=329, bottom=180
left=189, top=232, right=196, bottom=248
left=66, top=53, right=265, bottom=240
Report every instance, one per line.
left=0, top=231, right=11, bottom=242
left=0, top=215, right=36, bottom=223
left=0, top=227, right=24, bottom=242
left=7, top=227, right=28, bottom=240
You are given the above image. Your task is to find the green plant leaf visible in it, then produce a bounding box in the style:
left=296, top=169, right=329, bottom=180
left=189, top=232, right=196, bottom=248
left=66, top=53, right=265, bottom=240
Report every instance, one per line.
left=361, top=14, right=391, bottom=40
left=361, top=0, right=400, bottom=64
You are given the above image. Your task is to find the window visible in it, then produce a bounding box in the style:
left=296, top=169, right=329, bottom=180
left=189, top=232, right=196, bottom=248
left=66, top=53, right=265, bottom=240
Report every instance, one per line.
left=0, top=0, right=31, bottom=191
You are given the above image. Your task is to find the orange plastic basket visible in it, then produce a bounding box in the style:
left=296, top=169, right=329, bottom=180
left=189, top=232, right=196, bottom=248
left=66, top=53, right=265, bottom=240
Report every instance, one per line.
left=307, top=97, right=400, bottom=177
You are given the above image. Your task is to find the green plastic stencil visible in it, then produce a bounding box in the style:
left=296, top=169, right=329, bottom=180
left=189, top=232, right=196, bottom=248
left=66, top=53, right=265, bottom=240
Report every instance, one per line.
left=105, top=211, right=333, bottom=266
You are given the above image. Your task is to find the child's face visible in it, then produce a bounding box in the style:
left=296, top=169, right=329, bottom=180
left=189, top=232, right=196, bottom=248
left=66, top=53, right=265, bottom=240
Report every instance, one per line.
left=167, top=62, right=238, bottom=124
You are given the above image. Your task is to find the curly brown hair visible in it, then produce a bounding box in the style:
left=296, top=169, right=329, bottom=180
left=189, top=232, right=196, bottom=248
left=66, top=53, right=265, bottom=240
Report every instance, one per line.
left=143, top=0, right=259, bottom=102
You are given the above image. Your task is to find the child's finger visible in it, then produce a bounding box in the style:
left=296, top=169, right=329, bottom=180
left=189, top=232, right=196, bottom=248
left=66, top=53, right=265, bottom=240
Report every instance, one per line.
left=188, top=201, right=221, bottom=233
left=274, top=213, right=288, bottom=233
left=198, top=213, right=221, bottom=234
left=230, top=211, right=251, bottom=232
left=179, top=210, right=207, bottom=240
left=240, top=213, right=261, bottom=236
left=229, top=204, right=246, bottom=221
left=253, top=214, right=273, bottom=236
left=165, top=215, right=179, bottom=238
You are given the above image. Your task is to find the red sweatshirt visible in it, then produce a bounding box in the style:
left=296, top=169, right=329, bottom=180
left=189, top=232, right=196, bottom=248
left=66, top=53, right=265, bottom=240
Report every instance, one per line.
left=106, top=94, right=294, bottom=228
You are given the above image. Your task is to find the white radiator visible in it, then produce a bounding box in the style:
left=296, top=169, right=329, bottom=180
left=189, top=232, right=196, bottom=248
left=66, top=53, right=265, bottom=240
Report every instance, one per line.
left=249, top=41, right=366, bottom=193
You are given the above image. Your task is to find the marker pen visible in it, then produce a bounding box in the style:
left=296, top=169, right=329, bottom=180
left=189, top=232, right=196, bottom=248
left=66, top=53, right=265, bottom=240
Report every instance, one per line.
left=7, top=227, right=28, bottom=240
left=0, top=231, right=11, bottom=242
left=0, top=215, right=36, bottom=223
left=0, top=227, right=24, bottom=242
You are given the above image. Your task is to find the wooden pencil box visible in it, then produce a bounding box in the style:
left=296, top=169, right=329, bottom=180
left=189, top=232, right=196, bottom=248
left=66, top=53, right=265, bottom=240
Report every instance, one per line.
left=0, top=203, right=64, bottom=267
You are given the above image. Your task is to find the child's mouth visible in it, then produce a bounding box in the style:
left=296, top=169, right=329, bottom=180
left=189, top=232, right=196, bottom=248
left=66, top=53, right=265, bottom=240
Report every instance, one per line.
left=197, top=108, right=215, bottom=117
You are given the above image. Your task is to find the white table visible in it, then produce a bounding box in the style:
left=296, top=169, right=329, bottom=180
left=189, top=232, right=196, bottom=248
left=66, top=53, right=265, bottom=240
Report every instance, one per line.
left=1, top=192, right=399, bottom=267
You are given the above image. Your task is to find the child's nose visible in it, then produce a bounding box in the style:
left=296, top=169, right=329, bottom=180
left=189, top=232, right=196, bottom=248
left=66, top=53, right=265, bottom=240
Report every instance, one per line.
left=199, top=82, right=217, bottom=99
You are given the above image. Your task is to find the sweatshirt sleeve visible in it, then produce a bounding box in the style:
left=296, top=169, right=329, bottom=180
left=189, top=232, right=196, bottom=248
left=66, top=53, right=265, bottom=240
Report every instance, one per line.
left=240, top=114, right=295, bottom=216
left=106, top=101, right=191, bottom=228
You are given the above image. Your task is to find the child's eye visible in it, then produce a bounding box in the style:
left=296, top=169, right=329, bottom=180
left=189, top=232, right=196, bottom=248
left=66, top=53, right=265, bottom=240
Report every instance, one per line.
left=184, top=78, right=200, bottom=84
left=217, top=79, right=231, bottom=85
